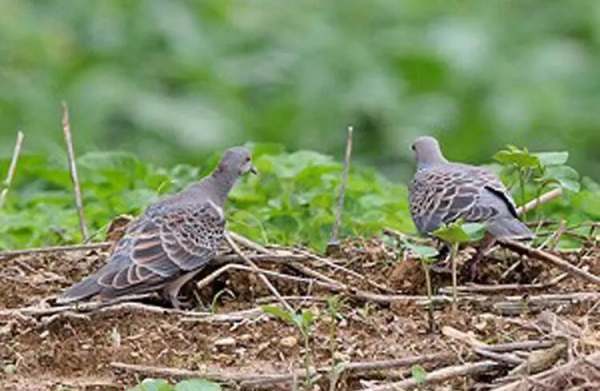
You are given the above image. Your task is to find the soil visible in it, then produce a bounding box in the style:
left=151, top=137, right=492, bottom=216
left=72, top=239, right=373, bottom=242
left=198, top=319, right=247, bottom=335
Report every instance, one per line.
left=0, top=235, right=598, bottom=390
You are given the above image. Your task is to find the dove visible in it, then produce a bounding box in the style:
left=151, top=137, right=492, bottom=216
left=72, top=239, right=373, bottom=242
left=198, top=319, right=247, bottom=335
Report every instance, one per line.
left=57, top=146, right=257, bottom=308
left=409, top=136, right=533, bottom=239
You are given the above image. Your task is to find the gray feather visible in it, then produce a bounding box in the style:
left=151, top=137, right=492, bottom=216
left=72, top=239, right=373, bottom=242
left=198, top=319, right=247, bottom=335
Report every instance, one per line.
left=56, top=275, right=102, bottom=304
left=58, top=146, right=254, bottom=304
left=487, top=218, right=533, bottom=239
left=409, top=136, right=533, bottom=240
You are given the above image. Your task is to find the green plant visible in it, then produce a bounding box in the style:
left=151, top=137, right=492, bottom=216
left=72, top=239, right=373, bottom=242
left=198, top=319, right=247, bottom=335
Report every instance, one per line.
left=410, top=364, right=428, bottom=387
left=128, top=378, right=221, bottom=391
left=209, top=288, right=234, bottom=314
left=494, top=146, right=580, bottom=217
left=433, top=221, right=486, bottom=311
left=262, top=305, right=316, bottom=387
left=403, top=242, right=439, bottom=332
left=0, top=145, right=414, bottom=251
left=325, top=296, right=345, bottom=364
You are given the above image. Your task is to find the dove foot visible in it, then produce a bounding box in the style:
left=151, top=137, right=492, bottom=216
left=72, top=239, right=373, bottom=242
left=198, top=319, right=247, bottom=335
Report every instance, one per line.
left=431, top=263, right=452, bottom=274
left=163, top=268, right=206, bottom=309
left=468, top=234, right=496, bottom=281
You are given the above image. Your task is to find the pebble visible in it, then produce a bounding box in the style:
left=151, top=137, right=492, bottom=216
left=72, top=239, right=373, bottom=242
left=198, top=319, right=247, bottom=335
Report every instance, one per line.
left=214, top=337, right=236, bottom=347
left=280, top=336, right=298, bottom=348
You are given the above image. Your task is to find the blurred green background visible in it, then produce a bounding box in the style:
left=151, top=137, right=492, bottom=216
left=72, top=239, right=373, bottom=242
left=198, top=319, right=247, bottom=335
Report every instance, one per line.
left=1, top=0, right=600, bottom=181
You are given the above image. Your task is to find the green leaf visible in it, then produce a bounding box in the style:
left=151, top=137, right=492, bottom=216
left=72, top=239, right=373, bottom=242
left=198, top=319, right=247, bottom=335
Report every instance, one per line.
left=432, top=221, right=486, bottom=243
left=403, top=242, right=439, bottom=259
left=432, top=221, right=470, bottom=243
left=261, top=305, right=294, bottom=324
left=411, top=365, right=427, bottom=385
left=175, top=379, right=221, bottom=391
left=301, top=310, right=316, bottom=329
left=541, top=166, right=581, bottom=192
left=534, top=151, right=569, bottom=167
left=493, top=145, right=540, bottom=169
left=461, top=222, right=487, bottom=241
left=574, top=190, right=600, bottom=218
left=128, top=379, right=174, bottom=391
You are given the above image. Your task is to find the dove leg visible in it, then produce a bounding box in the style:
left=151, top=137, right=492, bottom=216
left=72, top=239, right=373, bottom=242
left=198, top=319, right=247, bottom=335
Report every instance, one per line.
left=469, top=234, right=496, bottom=281
left=431, top=243, right=452, bottom=274
left=163, top=268, right=206, bottom=309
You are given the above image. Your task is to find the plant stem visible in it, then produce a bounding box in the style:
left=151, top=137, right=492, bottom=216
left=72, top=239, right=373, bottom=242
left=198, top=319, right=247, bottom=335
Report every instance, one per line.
left=62, top=102, right=89, bottom=241
left=519, top=168, right=527, bottom=219
left=451, top=243, right=459, bottom=312
left=0, top=131, right=24, bottom=209
left=422, top=261, right=435, bottom=333
left=329, top=317, right=337, bottom=365
left=303, top=331, right=312, bottom=389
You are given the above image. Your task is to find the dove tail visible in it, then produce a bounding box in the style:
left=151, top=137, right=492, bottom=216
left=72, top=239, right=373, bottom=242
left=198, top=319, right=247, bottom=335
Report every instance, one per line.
left=56, top=275, right=103, bottom=304
left=487, top=217, right=534, bottom=239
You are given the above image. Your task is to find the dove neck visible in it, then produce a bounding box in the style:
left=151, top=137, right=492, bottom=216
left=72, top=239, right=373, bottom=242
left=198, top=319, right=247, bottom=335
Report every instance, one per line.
left=205, top=169, right=238, bottom=205
left=417, top=159, right=447, bottom=169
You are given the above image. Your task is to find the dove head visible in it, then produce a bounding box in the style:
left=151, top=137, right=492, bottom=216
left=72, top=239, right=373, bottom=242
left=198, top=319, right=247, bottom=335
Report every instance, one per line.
left=411, top=136, right=447, bottom=168
left=216, top=146, right=257, bottom=177
left=204, top=146, right=257, bottom=205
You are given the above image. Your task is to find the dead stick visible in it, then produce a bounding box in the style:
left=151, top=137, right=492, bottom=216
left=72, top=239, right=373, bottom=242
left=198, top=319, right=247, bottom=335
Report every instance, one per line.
left=227, top=230, right=271, bottom=254
left=492, top=351, right=600, bottom=391
left=224, top=232, right=293, bottom=312
left=0, top=131, right=24, bottom=209
left=499, top=238, right=600, bottom=285
left=62, top=102, right=89, bottom=241
left=365, top=360, right=501, bottom=391
left=484, top=340, right=555, bottom=353
left=0, top=243, right=309, bottom=263
left=438, top=281, right=560, bottom=295
left=297, top=248, right=396, bottom=293
left=111, top=352, right=453, bottom=386
left=329, top=125, right=353, bottom=247
left=473, top=347, right=523, bottom=366
left=0, top=294, right=156, bottom=318
left=245, top=352, right=455, bottom=387
left=0, top=242, right=111, bottom=261
left=516, top=188, right=562, bottom=216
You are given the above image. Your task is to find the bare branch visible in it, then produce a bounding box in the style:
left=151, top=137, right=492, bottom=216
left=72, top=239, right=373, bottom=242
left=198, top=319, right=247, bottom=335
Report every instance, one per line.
left=0, top=242, right=111, bottom=262
left=62, top=102, right=89, bottom=241
left=0, top=131, right=24, bottom=209
left=224, top=231, right=293, bottom=312
left=110, top=352, right=453, bottom=386
left=328, top=125, right=353, bottom=249
left=365, top=360, right=501, bottom=391
left=516, top=187, right=563, bottom=216
left=499, top=238, right=600, bottom=285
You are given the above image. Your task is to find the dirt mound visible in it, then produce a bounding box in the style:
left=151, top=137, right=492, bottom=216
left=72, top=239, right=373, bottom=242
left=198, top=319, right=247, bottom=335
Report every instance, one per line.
left=0, top=235, right=598, bottom=390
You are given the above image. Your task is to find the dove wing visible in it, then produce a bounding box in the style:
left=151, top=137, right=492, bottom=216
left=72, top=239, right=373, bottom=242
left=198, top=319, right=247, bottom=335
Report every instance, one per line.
left=96, top=202, right=225, bottom=292
left=410, top=165, right=512, bottom=233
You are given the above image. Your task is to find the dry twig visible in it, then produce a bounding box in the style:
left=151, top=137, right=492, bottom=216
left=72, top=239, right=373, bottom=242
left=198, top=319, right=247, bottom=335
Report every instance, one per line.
left=438, top=280, right=561, bottom=295
left=365, top=360, right=501, bottom=391
left=0, top=242, right=111, bottom=261
left=62, top=102, right=89, bottom=241
left=329, top=125, right=353, bottom=248
left=0, top=131, right=24, bottom=209
left=224, top=231, right=293, bottom=312
left=516, top=187, right=563, bottom=216
left=499, top=238, right=600, bottom=285
left=110, top=352, right=453, bottom=387
left=492, top=351, right=600, bottom=391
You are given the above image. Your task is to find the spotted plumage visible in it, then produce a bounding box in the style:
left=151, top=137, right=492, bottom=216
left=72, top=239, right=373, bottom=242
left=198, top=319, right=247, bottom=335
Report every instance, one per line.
left=58, top=146, right=257, bottom=307
left=409, top=136, right=532, bottom=239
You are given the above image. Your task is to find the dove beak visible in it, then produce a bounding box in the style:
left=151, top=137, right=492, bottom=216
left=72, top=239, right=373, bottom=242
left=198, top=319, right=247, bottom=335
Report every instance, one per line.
left=249, top=165, right=258, bottom=175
